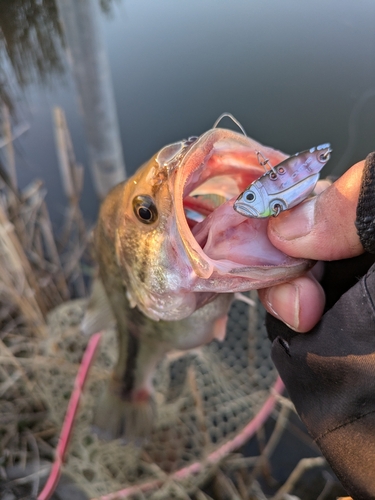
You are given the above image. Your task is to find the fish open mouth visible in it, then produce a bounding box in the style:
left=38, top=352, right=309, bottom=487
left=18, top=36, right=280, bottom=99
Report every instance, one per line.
left=173, top=128, right=311, bottom=288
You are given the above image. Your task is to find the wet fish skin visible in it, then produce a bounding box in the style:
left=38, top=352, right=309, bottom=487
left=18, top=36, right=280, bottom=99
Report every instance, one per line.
left=83, top=125, right=313, bottom=440
left=86, top=181, right=232, bottom=439
left=90, top=288, right=232, bottom=439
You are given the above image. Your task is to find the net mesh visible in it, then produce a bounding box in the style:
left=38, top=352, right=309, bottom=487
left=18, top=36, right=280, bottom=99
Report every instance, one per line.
left=37, top=292, right=278, bottom=497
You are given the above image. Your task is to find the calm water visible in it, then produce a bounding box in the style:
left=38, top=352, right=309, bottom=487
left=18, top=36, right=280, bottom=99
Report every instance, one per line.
left=1, top=0, right=375, bottom=228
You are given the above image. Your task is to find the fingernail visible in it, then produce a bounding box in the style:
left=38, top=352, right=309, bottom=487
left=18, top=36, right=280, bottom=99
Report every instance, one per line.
left=270, top=197, right=316, bottom=240
left=266, top=283, right=300, bottom=331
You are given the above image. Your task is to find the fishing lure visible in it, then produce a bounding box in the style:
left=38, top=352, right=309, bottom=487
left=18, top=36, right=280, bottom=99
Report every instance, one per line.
left=233, top=143, right=332, bottom=218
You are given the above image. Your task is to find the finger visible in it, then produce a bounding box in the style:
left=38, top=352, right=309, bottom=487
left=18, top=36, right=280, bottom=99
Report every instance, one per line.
left=258, top=273, right=326, bottom=332
left=313, top=178, right=333, bottom=195
left=267, top=160, right=365, bottom=261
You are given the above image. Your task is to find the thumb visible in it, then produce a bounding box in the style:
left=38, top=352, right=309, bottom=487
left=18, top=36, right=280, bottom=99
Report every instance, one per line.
left=268, top=160, right=365, bottom=261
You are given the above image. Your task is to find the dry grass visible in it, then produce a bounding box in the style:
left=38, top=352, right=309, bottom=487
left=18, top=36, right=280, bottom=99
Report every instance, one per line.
left=0, top=110, right=93, bottom=497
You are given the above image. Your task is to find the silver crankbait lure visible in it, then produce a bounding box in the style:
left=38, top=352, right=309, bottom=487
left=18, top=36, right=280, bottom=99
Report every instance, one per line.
left=233, top=143, right=332, bottom=218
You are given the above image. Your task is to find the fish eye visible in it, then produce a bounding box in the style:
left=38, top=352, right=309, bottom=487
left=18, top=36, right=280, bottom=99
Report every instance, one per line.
left=132, top=195, right=158, bottom=224
left=246, top=191, right=256, bottom=202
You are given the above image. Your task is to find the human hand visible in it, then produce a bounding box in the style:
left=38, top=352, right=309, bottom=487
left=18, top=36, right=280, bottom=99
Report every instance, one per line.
left=258, top=159, right=366, bottom=332
left=262, top=154, right=375, bottom=499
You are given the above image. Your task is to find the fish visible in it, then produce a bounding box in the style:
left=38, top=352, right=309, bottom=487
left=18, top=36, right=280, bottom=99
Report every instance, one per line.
left=233, top=143, right=332, bottom=218
left=82, top=120, right=313, bottom=440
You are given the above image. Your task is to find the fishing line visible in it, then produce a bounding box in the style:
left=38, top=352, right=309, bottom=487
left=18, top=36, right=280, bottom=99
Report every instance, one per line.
left=212, top=112, right=247, bottom=136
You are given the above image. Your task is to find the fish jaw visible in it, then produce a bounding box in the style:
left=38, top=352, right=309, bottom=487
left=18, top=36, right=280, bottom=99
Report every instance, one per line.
left=96, top=159, right=219, bottom=322
left=172, top=127, right=312, bottom=290
left=189, top=199, right=311, bottom=290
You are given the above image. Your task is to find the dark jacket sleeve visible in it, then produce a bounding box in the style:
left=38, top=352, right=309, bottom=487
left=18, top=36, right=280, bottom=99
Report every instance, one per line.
left=266, top=152, right=375, bottom=500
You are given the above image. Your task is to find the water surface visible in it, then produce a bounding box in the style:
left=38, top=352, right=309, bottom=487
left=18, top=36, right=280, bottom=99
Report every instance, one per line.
left=1, top=0, right=374, bottom=227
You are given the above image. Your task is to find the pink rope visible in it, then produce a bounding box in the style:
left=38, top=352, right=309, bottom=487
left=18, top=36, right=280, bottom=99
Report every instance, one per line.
left=36, top=327, right=284, bottom=500
left=95, top=376, right=284, bottom=500
left=38, top=332, right=102, bottom=500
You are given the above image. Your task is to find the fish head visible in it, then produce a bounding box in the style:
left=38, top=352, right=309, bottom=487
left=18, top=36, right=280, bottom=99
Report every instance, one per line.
left=99, top=141, right=202, bottom=322
left=97, top=126, right=313, bottom=322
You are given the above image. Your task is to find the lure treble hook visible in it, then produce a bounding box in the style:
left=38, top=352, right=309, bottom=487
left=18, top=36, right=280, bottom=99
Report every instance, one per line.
left=256, top=150, right=277, bottom=175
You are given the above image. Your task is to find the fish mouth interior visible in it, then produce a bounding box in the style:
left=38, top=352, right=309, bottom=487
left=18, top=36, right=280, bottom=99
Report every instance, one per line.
left=177, top=143, right=303, bottom=273
left=183, top=175, right=241, bottom=229
left=182, top=174, right=283, bottom=269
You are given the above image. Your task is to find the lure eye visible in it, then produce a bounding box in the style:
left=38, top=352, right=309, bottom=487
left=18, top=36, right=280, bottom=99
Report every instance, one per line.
left=133, top=195, right=158, bottom=224
left=245, top=192, right=256, bottom=202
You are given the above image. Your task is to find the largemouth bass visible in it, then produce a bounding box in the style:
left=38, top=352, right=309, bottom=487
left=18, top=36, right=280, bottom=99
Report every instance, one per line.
left=82, top=123, right=311, bottom=439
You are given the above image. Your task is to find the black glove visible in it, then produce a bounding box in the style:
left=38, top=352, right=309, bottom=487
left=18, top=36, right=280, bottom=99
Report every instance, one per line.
left=266, top=152, right=375, bottom=500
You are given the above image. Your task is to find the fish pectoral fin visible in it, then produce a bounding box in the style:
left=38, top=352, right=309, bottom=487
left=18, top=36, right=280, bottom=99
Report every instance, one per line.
left=212, top=314, right=229, bottom=342
left=81, top=277, right=115, bottom=335
left=234, top=292, right=256, bottom=307
left=92, top=380, right=156, bottom=441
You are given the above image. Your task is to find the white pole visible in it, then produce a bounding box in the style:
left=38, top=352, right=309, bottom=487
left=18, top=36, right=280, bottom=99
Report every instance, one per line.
left=56, top=0, right=126, bottom=199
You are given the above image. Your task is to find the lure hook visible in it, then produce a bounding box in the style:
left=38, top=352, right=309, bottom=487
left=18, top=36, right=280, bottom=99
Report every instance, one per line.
left=272, top=204, right=282, bottom=217
left=212, top=113, right=247, bottom=136
left=256, top=150, right=277, bottom=175
left=320, top=148, right=332, bottom=161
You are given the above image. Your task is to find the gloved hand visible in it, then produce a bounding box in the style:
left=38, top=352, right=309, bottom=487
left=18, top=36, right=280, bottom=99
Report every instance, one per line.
left=259, top=153, right=375, bottom=500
